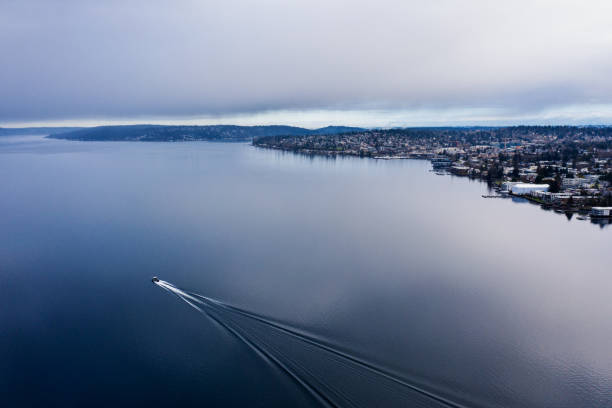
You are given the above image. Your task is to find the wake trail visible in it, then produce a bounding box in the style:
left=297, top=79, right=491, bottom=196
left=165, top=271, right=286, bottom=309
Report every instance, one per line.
left=155, top=280, right=338, bottom=408
left=154, top=280, right=470, bottom=408
left=187, top=287, right=466, bottom=408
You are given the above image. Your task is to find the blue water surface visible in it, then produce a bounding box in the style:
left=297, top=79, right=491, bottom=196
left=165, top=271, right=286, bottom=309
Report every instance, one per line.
left=1, top=135, right=611, bottom=407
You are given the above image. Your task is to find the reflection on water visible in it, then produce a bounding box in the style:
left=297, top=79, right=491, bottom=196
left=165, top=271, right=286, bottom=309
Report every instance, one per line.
left=591, top=217, right=611, bottom=229
left=1, top=135, right=611, bottom=407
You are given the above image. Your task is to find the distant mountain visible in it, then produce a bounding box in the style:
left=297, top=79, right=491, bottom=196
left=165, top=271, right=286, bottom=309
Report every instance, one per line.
left=0, top=127, right=83, bottom=136
left=48, top=125, right=366, bottom=142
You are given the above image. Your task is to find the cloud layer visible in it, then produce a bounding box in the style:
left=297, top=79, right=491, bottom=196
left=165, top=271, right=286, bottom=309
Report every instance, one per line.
left=2, top=0, right=612, bottom=124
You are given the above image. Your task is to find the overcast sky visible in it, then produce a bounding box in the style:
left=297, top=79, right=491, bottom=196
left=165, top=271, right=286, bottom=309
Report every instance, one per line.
left=2, top=0, right=612, bottom=127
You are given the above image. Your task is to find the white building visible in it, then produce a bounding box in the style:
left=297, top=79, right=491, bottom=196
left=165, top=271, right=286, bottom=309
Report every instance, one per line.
left=510, top=183, right=549, bottom=195
left=562, top=178, right=582, bottom=188
left=562, top=177, right=595, bottom=189
left=591, top=207, right=612, bottom=218
left=531, top=191, right=570, bottom=203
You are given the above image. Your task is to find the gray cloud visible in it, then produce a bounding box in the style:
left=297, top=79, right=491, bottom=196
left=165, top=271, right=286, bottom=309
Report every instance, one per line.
left=2, top=0, right=612, bottom=123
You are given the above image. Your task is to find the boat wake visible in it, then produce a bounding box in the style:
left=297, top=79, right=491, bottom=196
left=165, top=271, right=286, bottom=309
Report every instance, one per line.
left=154, top=279, right=470, bottom=408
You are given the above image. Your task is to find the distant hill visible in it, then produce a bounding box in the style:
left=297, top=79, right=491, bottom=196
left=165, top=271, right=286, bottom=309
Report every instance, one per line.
left=48, top=125, right=366, bottom=142
left=309, top=126, right=366, bottom=135
left=0, top=127, right=83, bottom=136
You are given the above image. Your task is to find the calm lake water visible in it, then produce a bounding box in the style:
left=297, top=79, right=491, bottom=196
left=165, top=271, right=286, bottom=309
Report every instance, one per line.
left=1, top=135, right=611, bottom=407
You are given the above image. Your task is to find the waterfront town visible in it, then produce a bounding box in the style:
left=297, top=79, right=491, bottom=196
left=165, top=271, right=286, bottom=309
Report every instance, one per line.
left=254, top=126, right=612, bottom=222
